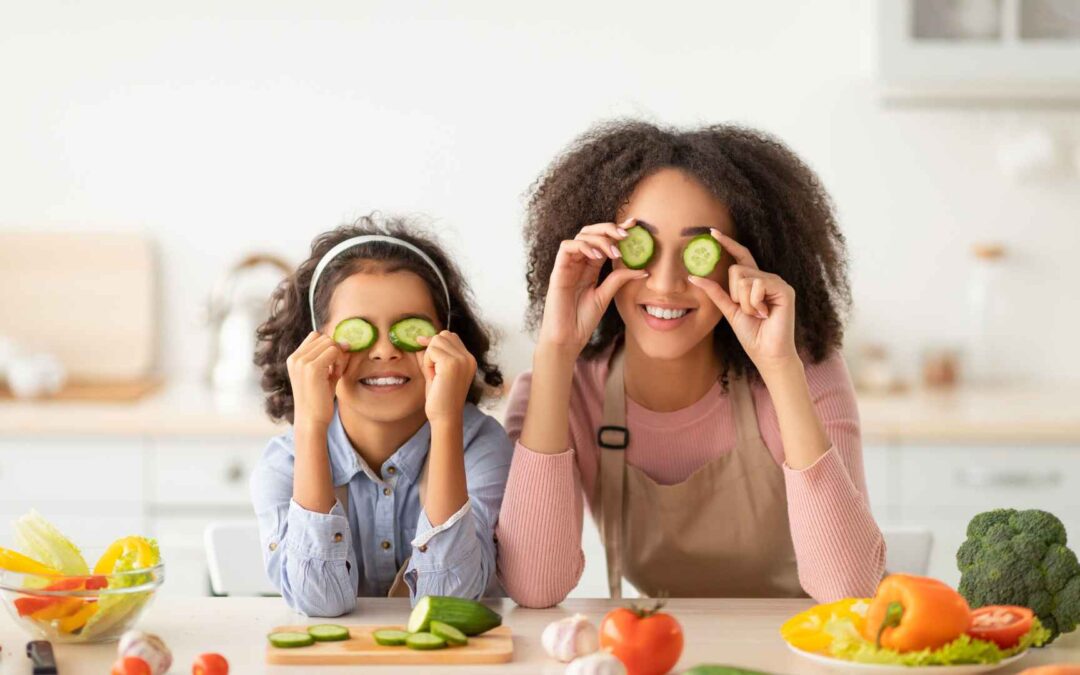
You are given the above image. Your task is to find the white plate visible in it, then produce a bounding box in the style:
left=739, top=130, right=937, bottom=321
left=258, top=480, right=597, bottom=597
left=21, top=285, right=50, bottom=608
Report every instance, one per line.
left=787, top=644, right=1028, bottom=674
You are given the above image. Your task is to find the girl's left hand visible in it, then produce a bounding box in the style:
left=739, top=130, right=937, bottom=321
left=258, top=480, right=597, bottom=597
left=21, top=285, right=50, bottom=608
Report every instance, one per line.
left=414, top=330, right=477, bottom=425
left=688, top=230, right=800, bottom=376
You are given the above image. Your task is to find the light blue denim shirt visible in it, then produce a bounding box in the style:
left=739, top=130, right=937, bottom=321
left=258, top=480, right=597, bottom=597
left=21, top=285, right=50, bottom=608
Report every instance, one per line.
left=250, top=403, right=512, bottom=617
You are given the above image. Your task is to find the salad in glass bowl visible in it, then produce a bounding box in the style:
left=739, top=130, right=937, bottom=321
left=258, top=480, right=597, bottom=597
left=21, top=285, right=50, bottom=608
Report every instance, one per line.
left=0, top=510, right=164, bottom=643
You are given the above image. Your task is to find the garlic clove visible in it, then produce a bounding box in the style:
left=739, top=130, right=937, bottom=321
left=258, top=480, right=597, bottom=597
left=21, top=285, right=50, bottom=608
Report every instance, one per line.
left=565, top=649, right=627, bottom=675
left=542, top=613, right=600, bottom=663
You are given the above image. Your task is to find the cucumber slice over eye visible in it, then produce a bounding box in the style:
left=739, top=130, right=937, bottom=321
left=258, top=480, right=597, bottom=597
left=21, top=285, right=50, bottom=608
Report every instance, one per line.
left=308, top=624, right=350, bottom=642
left=617, top=225, right=655, bottom=270
left=683, top=234, right=723, bottom=277
left=430, top=620, right=468, bottom=646
left=372, top=629, right=409, bottom=646
left=389, top=318, right=437, bottom=352
left=405, top=632, right=448, bottom=650
left=267, top=631, right=316, bottom=648
left=333, top=318, right=377, bottom=352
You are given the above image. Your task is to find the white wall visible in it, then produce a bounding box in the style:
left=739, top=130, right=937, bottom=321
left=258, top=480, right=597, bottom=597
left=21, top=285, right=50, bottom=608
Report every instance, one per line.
left=2, top=0, right=1078, bottom=383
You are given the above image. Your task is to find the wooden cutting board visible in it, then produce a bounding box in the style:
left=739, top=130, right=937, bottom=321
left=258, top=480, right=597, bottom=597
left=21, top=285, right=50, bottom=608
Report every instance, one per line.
left=265, top=625, right=513, bottom=665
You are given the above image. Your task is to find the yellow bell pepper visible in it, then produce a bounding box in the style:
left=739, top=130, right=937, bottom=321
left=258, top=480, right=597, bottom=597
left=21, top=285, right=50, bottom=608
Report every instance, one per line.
left=58, top=601, right=98, bottom=633
left=0, top=547, right=61, bottom=576
left=93, top=536, right=156, bottom=574
left=30, top=597, right=83, bottom=622
left=781, top=598, right=871, bottom=653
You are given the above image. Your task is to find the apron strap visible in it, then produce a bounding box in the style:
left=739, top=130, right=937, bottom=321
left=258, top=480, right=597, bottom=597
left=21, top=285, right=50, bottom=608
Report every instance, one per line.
left=730, top=376, right=762, bottom=446
left=598, top=346, right=629, bottom=599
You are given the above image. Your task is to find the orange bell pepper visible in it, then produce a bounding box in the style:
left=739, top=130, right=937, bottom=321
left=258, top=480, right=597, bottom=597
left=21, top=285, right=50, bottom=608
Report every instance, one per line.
left=862, top=574, right=972, bottom=652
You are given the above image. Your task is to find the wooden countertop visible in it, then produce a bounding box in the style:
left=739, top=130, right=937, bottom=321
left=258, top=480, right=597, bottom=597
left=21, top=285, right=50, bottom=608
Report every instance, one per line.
left=1, top=596, right=1077, bottom=674
left=1, top=379, right=1079, bottom=444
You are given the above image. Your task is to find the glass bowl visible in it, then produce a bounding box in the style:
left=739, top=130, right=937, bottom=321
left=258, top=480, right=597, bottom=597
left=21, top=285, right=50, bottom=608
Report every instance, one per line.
left=0, top=562, right=165, bottom=643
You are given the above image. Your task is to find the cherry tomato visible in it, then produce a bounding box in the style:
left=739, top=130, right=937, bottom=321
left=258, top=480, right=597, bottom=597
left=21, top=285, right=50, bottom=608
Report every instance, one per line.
left=599, top=603, right=684, bottom=675
left=967, top=605, right=1034, bottom=649
left=111, top=656, right=152, bottom=675
left=193, top=652, right=230, bottom=675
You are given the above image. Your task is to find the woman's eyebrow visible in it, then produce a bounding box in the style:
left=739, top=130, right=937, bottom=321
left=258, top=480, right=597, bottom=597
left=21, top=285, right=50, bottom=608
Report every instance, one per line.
left=633, top=220, right=711, bottom=237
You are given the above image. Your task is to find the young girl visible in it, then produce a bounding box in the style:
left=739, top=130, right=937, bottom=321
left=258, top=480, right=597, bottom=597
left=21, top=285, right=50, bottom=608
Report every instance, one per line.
left=251, top=215, right=512, bottom=616
left=496, top=121, right=886, bottom=607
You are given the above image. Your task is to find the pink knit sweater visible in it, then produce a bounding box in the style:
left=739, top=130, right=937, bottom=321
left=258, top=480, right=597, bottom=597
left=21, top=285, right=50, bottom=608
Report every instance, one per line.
left=494, top=347, right=885, bottom=608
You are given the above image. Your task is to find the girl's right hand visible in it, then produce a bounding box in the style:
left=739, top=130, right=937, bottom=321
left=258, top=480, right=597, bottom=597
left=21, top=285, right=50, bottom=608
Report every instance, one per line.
left=286, top=331, right=351, bottom=430
left=537, top=217, right=649, bottom=358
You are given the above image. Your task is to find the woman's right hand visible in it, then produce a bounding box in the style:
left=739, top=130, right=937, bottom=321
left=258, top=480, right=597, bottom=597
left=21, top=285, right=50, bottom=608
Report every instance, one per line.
left=286, top=331, right=352, bottom=430
left=537, top=217, right=649, bottom=358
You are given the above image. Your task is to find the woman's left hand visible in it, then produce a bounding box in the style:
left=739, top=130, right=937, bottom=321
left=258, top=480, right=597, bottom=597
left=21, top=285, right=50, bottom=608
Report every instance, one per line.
left=414, top=330, right=477, bottom=425
left=688, top=230, right=799, bottom=376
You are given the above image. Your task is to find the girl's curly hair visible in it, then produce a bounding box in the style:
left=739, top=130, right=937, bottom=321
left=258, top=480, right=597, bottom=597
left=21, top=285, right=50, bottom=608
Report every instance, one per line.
left=255, top=214, right=503, bottom=423
left=524, top=119, right=851, bottom=382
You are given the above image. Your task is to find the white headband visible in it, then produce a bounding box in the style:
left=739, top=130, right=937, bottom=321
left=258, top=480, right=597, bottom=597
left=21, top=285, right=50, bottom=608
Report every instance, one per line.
left=308, top=235, right=452, bottom=331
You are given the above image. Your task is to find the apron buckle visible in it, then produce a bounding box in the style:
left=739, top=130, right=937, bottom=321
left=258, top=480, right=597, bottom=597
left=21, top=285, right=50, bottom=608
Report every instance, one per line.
left=597, top=425, right=630, bottom=449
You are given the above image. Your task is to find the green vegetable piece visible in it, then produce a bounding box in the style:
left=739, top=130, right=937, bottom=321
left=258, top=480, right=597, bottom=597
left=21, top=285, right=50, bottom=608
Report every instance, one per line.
left=268, top=631, right=316, bottom=648
left=372, top=629, right=409, bottom=646
left=407, top=595, right=502, bottom=636
left=956, top=508, right=1080, bottom=643
left=13, top=510, right=89, bottom=576
left=683, top=667, right=773, bottom=675
left=430, top=620, right=468, bottom=646
left=617, top=225, right=654, bottom=269
left=333, top=318, right=377, bottom=352
left=682, top=234, right=723, bottom=276
left=308, top=624, right=350, bottom=642
left=388, top=318, right=437, bottom=352
left=405, top=632, right=447, bottom=650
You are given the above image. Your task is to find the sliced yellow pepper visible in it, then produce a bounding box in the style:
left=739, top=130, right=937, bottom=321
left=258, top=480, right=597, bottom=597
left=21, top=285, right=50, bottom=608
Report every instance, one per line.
left=781, top=597, right=871, bottom=653
left=30, top=597, right=83, bottom=622
left=0, top=547, right=61, bottom=576
left=93, top=536, right=155, bottom=574
left=58, top=601, right=98, bottom=633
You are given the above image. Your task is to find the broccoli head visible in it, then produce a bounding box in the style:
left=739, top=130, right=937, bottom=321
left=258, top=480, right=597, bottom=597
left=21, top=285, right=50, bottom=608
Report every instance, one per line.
left=957, top=508, right=1080, bottom=642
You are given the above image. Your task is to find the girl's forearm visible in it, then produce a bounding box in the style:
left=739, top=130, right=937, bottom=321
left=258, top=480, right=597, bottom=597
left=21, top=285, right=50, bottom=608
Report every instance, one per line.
left=292, top=421, right=337, bottom=513
left=760, top=357, right=830, bottom=470
left=519, top=346, right=577, bottom=455
left=425, top=418, right=469, bottom=525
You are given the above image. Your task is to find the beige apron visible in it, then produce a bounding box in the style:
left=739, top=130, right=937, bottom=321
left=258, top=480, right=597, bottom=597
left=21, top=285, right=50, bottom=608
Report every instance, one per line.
left=589, top=346, right=806, bottom=599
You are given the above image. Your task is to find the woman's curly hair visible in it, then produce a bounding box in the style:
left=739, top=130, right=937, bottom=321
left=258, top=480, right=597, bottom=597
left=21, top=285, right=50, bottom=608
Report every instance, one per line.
left=255, top=214, right=503, bottom=423
left=524, top=119, right=851, bottom=382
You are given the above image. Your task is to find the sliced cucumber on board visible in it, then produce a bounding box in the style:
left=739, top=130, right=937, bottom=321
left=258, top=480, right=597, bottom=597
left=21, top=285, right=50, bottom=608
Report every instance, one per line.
left=407, top=596, right=503, bottom=636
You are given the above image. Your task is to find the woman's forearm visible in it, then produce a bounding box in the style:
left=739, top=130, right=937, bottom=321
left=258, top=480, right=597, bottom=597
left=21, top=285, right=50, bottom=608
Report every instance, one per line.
left=760, top=357, right=830, bottom=470
left=292, top=421, right=337, bottom=513
left=519, top=345, right=578, bottom=454
left=425, top=418, right=468, bottom=525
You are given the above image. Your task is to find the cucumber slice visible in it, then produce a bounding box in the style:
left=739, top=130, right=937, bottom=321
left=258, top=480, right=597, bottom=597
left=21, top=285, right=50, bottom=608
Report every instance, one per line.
left=405, top=632, right=447, bottom=650
left=407, top=595, right=503, bottom=636
left=388, top=318, right=437, bottom=352
left=430, top=620, right=468, bottom=646
left=617, top=225, right=655, bottom=270
left=372, top=629, right=409, bottom=646
left=333, top=318, right=377, bottom=352
left=267, top=631, right=316, bottom=648
left=683, top=234, right=722, bottom=277
left=308, top=624, right=350, bottom=642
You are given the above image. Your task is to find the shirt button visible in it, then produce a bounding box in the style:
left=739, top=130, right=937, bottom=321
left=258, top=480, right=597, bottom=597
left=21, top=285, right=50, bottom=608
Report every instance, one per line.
left=383, top=487, right=392, bottom=496
left=381, top=540, right=392, bottom=550
left=386, top=466, right=397, bottom=475
left=418, top=544, right=428, bottom=553
left=333, top=532, right=344, bottom=543
left=268, top=542, right=277, bottom=551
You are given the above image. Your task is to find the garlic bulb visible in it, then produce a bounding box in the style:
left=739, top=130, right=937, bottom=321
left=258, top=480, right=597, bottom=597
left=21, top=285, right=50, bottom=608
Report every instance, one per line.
left=565, top=650, right=627, bottom=675
left=542, top=613, right=600, bottom=662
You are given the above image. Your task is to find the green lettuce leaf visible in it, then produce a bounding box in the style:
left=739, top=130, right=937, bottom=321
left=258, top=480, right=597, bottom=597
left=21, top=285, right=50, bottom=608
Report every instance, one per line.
left=12, top=511, right=88, bottom=576
left=79, top=537, right=161, bottom=640
left=826, top=617, right=1051, bottom=666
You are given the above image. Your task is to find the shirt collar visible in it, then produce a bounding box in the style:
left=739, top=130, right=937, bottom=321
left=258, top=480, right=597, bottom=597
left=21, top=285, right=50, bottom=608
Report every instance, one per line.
left=325, top=405, right=431, bottom=486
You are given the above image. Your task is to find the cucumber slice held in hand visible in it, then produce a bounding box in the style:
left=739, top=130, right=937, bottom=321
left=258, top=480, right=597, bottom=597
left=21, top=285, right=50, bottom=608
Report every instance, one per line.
left=405, top=632, right=447, bottom=650
left=308, top=624, right=350, bottom=642
left=388, top=317, right=437, bottom=352
left=683, top=234, right=723, bottom=277
left=333, top=317, right=377, bottom=352
left=430, top=620, right=468, bottom=646
left=617, top=225, right=655, bottom=270
left=372, top=629, right=410, bottom=646
left=407, top=595, right=503, bottom=636
left=267, top=631, right=316, bottom=648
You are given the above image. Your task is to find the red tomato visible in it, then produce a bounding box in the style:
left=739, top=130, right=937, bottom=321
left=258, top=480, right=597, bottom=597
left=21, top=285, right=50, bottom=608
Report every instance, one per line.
left=111, top=656, right=152, bottom=675
left=599, top=604, right=684, bottom=675
left=193, top=653, right=229, bottom=675
left=966, top=605, right=1034, bottom=649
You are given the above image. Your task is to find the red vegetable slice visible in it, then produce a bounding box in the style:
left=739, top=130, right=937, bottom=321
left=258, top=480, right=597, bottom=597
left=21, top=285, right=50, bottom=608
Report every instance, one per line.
left=967, top=605, right=1034, bottom=649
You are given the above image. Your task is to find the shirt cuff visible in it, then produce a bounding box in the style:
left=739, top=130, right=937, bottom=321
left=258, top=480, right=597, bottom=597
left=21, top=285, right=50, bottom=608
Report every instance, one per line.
left=411, top=501, right=472, bottom=548
left=284, top=498, right=351, bottom=561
